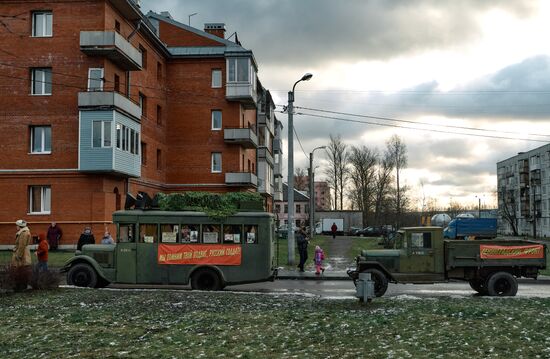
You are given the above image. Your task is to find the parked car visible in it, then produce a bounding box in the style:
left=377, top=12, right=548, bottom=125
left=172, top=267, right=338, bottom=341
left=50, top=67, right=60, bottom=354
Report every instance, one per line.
left=357, top=226, right=383, bottom=237
left=348, top=227, right=362, bottom=236
left=276, top=224, right=299, bottom=239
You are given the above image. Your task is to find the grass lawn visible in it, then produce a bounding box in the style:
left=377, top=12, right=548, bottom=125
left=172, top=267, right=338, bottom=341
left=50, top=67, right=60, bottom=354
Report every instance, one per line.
left=1, top=288, right=550, bottom=358
left=0, top=250, right=74, bottom=268
left=275, top=235, right=329, bottom=269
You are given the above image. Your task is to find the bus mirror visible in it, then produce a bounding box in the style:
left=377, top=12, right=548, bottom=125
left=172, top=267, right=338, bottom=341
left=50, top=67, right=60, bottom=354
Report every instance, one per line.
left=136, top=192, right=153, bottom=209
left=124, top=193, right=136, bottom=209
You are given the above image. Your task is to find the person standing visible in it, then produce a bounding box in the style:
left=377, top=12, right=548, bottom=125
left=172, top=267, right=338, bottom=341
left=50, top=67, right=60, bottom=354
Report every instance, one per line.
left=314, top=245, right=325, bottom=275
left=331, top=222, right=338, bottom=239
left=12, top=219, right=32, bottom=268
left=46, top=222, right=62, bottom=251
left=36, top=233, right=49, bottom=272
left=101, top=231, right=114, bottom=244
left=77, top=227, right=95, bottom=251
left=296, top=226, right=309, bottom=272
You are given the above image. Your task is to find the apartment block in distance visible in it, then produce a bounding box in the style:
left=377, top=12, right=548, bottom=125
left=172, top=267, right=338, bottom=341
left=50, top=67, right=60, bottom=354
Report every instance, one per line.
left=497, top=144, right=550, bottom=238
left=0, top=1, right=280, bottom=247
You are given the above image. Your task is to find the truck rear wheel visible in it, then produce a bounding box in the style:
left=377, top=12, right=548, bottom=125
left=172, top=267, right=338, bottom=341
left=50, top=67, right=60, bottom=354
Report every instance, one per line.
left=468, top=279, right=488, bottom=295
left=362, top=268, right=388, bottom=297
left=486, top=272, right=518, bottom=296
left=191, top=268, right=223, bottom=291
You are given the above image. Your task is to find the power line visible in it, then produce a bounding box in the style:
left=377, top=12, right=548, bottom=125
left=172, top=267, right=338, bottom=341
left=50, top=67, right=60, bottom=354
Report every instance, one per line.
left=292, top=106, right=550, bottom=139
left=270, top=89, right=550, bottom=95
left=292, top=126, right=309, bottom=161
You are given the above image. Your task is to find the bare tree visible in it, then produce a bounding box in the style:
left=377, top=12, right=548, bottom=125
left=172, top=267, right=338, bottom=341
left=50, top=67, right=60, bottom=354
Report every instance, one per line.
left=326, top=134, right=348, bottom=210
left=447, top=198, right=465, bottom=218
left=348, top=145, right=378, bottom=226
left=374, top=153, right=393, bottom=226
left=498, top=187, right=519, bottom=235
left=386, top=135, right=408, bottom=228
left=294, top=167, right=309, bottom=191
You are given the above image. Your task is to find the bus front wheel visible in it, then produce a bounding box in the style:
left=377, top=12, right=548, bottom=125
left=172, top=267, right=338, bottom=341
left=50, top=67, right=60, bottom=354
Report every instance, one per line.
left=191, top=268, right=222, bottom=291
left=67, top=263, right=98, bottom=288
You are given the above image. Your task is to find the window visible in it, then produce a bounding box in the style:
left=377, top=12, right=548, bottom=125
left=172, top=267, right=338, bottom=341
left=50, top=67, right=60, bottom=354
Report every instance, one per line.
left=32, top=11, right=52, bottom=37
left=160, top=224, right=179, bottom=243
left=157, top=149, right=162, bottom=170
left=30, top=126, right=51, bottom=154
left=88, top=68, right=104, bottom=91
left=156, top=105, right=162, bottom=125
left=296, top=204, right=301, bottom=213
left=245, top=225, right=258, bottom=244
left=115, top=20, right=121, bottom=33
left=211, top=153, right=222, bottom=173
left=29, top=185, right=51, bottom=214
left=275, top=204, right=281, bottom=213
left=284, top=204, right=288, bottom=213
left=139, top=45, right=147, bottom=69
left=211, top=110, right=222, bottom=130
left=212, top=69, right=222, bottom=88
left=141, top=142, right=147, bottom=165
left=118, top=223, right=135, bottom=243
left=125, top=71, right=131, bottom=96
left=224, top=225, right=242, bottom=243
left=180, top=224, right=199, bottom=243
left=227, top=58, right=249, bottom=82
left=114, top=74, right=120, bottom=92
left=202, top=224, right=220, bottom=244
left=410, top=232, right=432, bottom=249
left=31, top=68, right=52, bottom=95
left=139, top=92, right=146, bottom=117
left=92, top=121, right=112, bottom=148
left=157, top=62, right=162, bottom=80
left=139, top=224, right=157, bottom=243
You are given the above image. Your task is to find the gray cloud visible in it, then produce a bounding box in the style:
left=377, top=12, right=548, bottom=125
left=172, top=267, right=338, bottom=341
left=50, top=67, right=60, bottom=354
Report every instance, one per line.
left=142, top=0, right=537, bottom=67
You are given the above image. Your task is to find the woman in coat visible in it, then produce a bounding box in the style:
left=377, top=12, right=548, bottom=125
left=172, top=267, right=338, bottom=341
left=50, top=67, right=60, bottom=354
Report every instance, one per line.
left=12, top=219, right=32, bottom=267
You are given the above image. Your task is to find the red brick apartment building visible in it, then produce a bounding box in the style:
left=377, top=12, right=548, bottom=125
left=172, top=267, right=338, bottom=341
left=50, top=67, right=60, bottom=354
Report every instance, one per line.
left=0, top=0, right=283, bottom=247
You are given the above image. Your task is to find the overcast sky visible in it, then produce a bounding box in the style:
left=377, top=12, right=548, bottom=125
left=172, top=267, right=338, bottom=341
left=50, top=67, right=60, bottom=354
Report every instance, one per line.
left=142, top=0, right=550, bottom=210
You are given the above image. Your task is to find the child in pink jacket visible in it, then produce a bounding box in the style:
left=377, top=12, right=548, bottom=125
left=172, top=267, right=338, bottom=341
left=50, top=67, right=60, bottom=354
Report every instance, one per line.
left=314, top=245, right=325, bottom=275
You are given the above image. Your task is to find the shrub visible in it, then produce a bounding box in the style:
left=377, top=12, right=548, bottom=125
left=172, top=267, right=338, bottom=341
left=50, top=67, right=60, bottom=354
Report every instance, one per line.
left=30, top=269, right=60, bottom=290
left=0, top=265, right=32, bottom=291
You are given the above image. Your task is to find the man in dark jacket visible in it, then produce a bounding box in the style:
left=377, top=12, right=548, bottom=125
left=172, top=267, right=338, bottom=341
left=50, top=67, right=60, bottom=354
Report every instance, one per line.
left=331, top=222, right=338, bottom=239
left=46, top=222, right=62, bottom=251
left=296, top=226, right=309, bottom=272
left=77, top=227, right=95, bottom=251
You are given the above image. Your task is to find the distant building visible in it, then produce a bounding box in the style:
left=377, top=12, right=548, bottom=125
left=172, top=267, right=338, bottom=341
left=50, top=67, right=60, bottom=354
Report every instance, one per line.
left=497, top=144, right=550, bottom=237
left=274, top=183, right=310, bottom=227
left=314, top=181, right=331, bottom=210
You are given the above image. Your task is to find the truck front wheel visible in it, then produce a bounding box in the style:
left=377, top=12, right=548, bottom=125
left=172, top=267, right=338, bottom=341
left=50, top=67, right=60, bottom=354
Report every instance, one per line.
left=486, top=272, right=518, bottom=296
left=362, top=268, right=388, bottom=297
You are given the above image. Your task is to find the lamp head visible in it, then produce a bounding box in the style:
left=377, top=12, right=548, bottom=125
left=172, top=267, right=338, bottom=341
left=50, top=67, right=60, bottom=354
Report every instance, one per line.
left=301, top=73, right=313, bottom=81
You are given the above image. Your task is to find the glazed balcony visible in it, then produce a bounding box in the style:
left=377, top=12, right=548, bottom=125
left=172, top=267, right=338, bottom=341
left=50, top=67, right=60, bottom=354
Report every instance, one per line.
left=80, top=31, right=142, bottom=71
left=257, top=147, right=274, bottom=166
left=274, top=162, right=282, bottom=178
left=78, top=91, right=141, bottom=120
left=273, top=138, right=282, bottom=153
left=224, top=127, right=258, bottom=149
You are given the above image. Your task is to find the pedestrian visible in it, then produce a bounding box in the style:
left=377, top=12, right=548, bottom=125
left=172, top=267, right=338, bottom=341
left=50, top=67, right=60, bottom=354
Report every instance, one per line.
left=36, top=233, right=49, bottom=272
left=101, top=231, right=114, bottom=244
left=314, top=245, right=325, bottom=275
left=12, top=219, right=32, bottom=267
left=331, top=222, right=338, bottom=239
left=46, top=222, right=62, bottom=251
left=77, top=227, right=95, bottom=251
left=296, top=226, right=309, bottom=272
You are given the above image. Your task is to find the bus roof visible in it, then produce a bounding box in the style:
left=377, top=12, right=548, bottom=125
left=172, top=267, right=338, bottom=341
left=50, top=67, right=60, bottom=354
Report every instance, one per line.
left=112, top=209, right=274, bottom=219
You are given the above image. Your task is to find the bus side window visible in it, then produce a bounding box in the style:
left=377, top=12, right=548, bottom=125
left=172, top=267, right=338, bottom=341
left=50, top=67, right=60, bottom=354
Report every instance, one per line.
left=118, top=224, right=135, bottom=243
left=202, top=224, right=220, bottom=243
left=140, top=224, right=158, bottom=243
left=224, top=225, right=242, bottom=244
left=160, top=224, right=178, bottom=243
left=245, top=225, right=258, bottom=244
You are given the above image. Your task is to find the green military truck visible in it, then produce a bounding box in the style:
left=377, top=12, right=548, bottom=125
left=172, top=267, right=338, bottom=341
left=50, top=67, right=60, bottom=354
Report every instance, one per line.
left=348, top=226, right=547, bottom=297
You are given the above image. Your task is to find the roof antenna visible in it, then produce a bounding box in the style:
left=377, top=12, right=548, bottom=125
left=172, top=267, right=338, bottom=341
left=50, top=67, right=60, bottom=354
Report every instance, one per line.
left=226, top=31, right=241, bottom=45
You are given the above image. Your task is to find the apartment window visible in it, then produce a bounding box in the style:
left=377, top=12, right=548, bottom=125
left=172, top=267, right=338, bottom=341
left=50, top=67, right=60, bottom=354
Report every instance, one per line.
left=87, top=68, right=104, bottom=91
left=114, top=74, right=120, bottom=92
left=30, top=126, right=51, bottom=154
left=125, top=71, right=131, bottom=96
left=157, top=62, right=162, bottom=80
left=227, top=58, right=249, bottom=82
left=139, top=45, right=147, bottom=69
left=211, top=153, right=222, bottom=173
left=275, top=204, right=281, bottom=213
left=212, top=69, right=222, bottom=88
left=296, top=204, right=301, bottom=213
left=31, top=68, right=52, bottom=95
left=139, top=92, right=146, bottom=117
left=29, top=186, right=51, bottom=214
left=212, top=110, right=222, bottom=130
left=156, top=105, right=162, bottom=125
left=92, top=121, right=112, bottom=148
left=114, top=20, right=121, bottom=33
left=284, top=205, right=288, bottom=213
left=32, top=11, right=52, bottom=37
left=157, top=149, right=162, bottom=170
left=141, top=142, right=147, bottom=165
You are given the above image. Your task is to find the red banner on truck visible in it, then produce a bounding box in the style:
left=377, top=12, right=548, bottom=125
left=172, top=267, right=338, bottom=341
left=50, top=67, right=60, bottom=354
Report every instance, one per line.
left=479, top=244, right=544, bottom=259
left=158, top=244, right=242, bottom=265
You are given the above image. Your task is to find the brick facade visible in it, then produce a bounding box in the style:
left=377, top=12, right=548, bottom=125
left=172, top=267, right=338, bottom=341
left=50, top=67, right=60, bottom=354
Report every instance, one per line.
left=0, top=1, right=275, bottom=246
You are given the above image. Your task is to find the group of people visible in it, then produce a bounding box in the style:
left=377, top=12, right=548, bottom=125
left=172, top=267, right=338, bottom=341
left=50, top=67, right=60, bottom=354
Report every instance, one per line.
left=11, top=219, right=115, bottom=274
left=296, top=226, right=326, bottom=275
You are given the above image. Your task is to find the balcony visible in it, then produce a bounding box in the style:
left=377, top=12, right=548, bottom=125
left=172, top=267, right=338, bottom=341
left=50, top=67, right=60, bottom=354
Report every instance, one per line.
left=224, top=128, right=258, bottom=148
left=78, top=91, right=141, bottom=120
left=225, top=172, right=258, bottom=187
left=80, top=31, right=142, bottom=71
left=274, top=162, right=282, bottom=178
left=226, top=82, right=257, bottom=108
left=273, top=138, right=283, bottom=153
left=257, top=147, right=274, bottom=166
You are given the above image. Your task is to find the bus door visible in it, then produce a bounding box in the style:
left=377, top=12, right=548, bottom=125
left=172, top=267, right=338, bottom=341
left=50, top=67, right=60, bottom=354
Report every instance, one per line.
left=116, top=223, right=137, bottom=283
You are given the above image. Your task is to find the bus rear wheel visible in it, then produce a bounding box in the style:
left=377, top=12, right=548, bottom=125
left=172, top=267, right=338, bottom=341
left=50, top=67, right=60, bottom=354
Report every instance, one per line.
left=191, top=268, right=222, bottom=291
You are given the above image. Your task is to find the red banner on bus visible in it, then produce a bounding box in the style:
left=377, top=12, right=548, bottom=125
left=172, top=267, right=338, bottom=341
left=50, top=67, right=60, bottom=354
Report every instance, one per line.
left=479, top=244, right=544, bottom=259
left=158, top=244, right=242, bottom=265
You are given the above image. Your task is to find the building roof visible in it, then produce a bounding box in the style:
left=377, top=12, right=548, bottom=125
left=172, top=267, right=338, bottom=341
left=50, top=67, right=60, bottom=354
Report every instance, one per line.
left=282, top=183, right=310, bottom=202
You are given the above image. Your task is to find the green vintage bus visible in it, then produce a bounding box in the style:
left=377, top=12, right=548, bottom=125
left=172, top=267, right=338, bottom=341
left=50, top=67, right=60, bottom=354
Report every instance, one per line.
left=62, top=210, right=277, bottom=290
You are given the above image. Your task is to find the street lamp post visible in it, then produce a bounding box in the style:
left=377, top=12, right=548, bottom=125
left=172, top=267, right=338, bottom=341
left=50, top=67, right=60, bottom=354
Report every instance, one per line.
left=309, top=146, right=326, bottom=237
left=287, top=73, right=313, bottom=265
